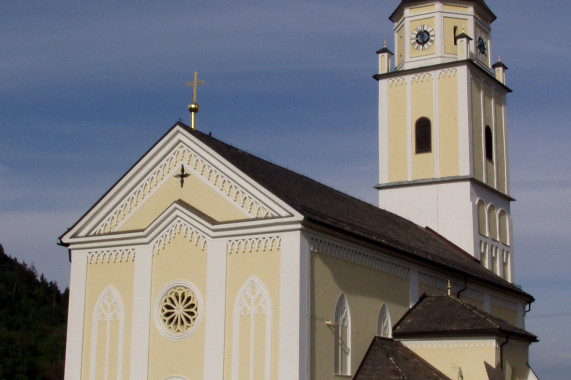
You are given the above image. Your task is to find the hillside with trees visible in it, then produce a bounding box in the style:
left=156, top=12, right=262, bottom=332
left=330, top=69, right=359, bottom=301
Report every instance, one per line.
left=0, top=244, right=68, bottom=379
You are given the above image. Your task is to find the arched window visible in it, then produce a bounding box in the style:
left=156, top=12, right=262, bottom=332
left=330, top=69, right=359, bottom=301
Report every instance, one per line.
left=90, top=286, right=124, bottom=380
left=232, top=277, right=272, bottom=380
left=415, top=117, right=432, bottom=154
left=377, top=304, right=392, bottom=338
left=477, top=200, right=487, bottom=236
left=488, top=205, right=498, bottom=240
left=334, top=294, right=351, bottom=376
left=499, top=210, right=509, bottom=245
left=485, top=126, right=493, bottom=161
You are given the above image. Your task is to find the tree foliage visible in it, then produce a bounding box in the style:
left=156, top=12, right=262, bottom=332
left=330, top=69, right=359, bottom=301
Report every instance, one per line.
left=0, top=244, right=67, bottom=379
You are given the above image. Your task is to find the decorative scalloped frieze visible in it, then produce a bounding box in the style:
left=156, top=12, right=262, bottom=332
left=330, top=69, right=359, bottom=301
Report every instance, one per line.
left=490, top=295, right=519, bottom=311
left=152, top=218, right=207, bottom=255
left=388, top=77, right=407, bottom=87
left=437, top=68, right=457, bottom=79
left=227, top=236, right=281, bottom=254
left=412, top=72, right=433, bottom=83
left=402, top=339, right=496, bottom=350
left=88, top=249, right=135, bottom=264
left=91, top=143, right=277, bottom=235
left=310, top=238, right=410, bottom=279
left=463, top=288, right=485, bottom=302
left=418, top=271, right=459, bottom=291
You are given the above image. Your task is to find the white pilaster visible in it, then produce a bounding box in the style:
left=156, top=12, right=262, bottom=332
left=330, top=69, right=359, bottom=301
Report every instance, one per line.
left=278, top=230, right=308, bottom=380
left=129, top=245, right=153, bottom=380
left=483, top=292, right=491, bottom=313
left=433, top=70, right=440, bottom=178
left=458, top=66, right=471, bottom=176
left=203, top=239, right=228, bottom=380
left=379, top=79, right=390, bottom=184
left=64, top=249, right=88, bottom=380
left=406, top=78, right=412, bottom=180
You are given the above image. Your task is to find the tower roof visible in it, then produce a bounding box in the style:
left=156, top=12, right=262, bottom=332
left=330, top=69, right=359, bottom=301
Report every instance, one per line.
left=389, top=0, right=496, bottom=23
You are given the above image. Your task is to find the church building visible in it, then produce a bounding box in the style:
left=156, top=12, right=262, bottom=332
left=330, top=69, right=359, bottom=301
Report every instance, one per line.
left=60, top=1, right=540, bottom=379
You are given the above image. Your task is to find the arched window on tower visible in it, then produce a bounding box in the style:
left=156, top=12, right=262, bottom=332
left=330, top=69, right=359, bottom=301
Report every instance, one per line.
left=477, top=200, right=487, bottom=236
left=499, top=210, right=509, bottom=245
left=485, top=126, right=494, bottom=161
left=334, top=294, right=351, bottom=376
left=415, top=117, right=432, bottom=154
left=377, top=304, right=392, bottom=338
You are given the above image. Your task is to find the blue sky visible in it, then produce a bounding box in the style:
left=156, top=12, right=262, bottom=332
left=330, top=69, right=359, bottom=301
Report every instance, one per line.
left=1, top=0, right=569, bottom=377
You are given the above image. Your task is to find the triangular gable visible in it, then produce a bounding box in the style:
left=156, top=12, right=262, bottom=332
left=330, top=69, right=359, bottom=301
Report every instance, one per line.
left=61, top=123, right=300, bottom=244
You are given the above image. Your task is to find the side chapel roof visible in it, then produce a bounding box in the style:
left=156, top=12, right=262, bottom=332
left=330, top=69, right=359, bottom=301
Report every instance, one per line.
left=353, top=337, right=451, bottom=379
left=393, top=295, right=538, bottom=341
left=179, top=123, right=531, bottom=300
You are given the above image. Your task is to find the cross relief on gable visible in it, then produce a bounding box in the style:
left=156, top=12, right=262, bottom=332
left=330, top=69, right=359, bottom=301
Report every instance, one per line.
left=90, top=143, right=279, bottom=236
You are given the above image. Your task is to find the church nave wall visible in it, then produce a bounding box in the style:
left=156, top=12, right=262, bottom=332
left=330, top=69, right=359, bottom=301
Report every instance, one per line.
left=310, top=249, right=410, bottom=379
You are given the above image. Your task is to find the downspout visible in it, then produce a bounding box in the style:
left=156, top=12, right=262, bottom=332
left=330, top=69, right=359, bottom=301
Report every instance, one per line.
left=456, top=277, right=468, bottom=299
left=499, top=331, right=509, bottom=370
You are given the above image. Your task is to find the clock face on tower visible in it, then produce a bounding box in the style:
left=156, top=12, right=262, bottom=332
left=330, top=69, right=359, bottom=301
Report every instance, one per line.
left=477, top=36, right=487, bottom=55
left=411, top=25, right=435, bottom=50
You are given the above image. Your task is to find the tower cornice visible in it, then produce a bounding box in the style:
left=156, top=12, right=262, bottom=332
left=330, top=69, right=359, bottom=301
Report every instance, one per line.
left=373, top=59, right=512, bottom=93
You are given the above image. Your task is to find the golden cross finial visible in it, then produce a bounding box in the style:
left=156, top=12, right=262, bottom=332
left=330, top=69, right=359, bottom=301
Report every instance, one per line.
left=186, top=71, right=205, bottom=103
left=185, top=71, right=205, bottom=130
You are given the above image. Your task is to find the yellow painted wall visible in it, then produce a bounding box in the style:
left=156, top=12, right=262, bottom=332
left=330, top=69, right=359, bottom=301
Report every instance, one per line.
left=471, top=78, right=484, bottom=180
left=311, top=252, right=410, bottom=379
left=438, top=72, right=459, bottom=177
left=82, top=260, right=134, bottom=380
left=388, top=80, right=408, bottom=182
left=461, top=296, right=485, bottom=310
left=119, top=176, right=248, bottom=232
left=410, top=18, right=436, bottom=58
left=443, top=17, right=468, bottom=55
left=223, top=244, right=281, bottom=380
left=412, top=74, right=435, bottom=180
left=504, top=340, right=532, bottom=380
left=148, top=233, right=208, bottom=380
left=418, top=283, right=446, bottom=297
left=409, top=5, right=435, bottom=15
left=404, top=338, right=498, bottom=379
left=495, top=96, right=507, bottom=193
left=442, top=4, right=469, bottom=13
left=396, top=26, right=405, bottom=67
left=490, top=305, right=518, bottom=326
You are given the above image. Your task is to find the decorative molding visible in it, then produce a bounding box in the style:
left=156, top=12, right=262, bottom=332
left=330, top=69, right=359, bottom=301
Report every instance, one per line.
left=227, top=236, right=281, bottom=254
left=412, top=72, right=433, bottom=83
left=91, top=143, right=277, bottom=235
left=437, top=68, right=457, bottom=79
left=310, top=238, right=410, bottom=279
left=490, top=295, right=519, bottom=311
left=418, top=271, right=460, bottom=291
left=388, top=77, right=407, bottom=87
left=152, top=218, right=207, bottom=255
left=462, top=288, right=485, bottom=302
left=402, top=339, right=497, bottom=350
left=87, top=248, right=135, bottom=264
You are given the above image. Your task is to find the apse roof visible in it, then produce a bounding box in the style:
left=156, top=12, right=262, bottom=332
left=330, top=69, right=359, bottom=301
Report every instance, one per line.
left=181, top=123, right=531, bottom=300
left=393, top=295, right=538, bottom=341
left=354, top=337, right=451, bottom=379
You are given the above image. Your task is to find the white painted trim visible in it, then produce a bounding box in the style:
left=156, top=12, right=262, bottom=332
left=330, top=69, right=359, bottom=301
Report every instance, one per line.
left=129, top=245, right=153, bottom=380
left=64, top=250, right=88, bottom=380
left=277, top=231, right=305, bottom=380
left=203, top=239, right=228, bottom=380
left=406, top=77, right=413, bottom=180
left=433, top=69, right=440, bottom=178
left=379, top=78, right=389, bottom=184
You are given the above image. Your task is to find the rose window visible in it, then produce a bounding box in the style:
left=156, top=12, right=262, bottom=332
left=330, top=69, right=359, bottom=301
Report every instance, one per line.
left=155, top=281, right=202, bottom=341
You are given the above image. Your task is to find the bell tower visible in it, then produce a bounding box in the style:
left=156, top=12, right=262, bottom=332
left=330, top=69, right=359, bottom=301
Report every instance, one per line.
left=375, top=0, right=514, bottom=282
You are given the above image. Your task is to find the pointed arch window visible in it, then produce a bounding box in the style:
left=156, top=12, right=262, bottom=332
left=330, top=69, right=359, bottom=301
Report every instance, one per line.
left=377, top=304, right=392, bottom=338
left=334, top=294, right=351, bottom=376
left=90, top=286, right=124, bottom=380
left=232, top=277, right=271, bottom=380
left=415, top=117, right=432, bottom=154
left=485, top=126, right=494, bottom=161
